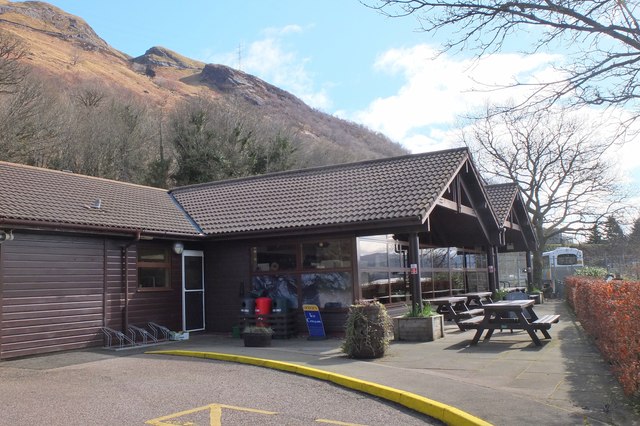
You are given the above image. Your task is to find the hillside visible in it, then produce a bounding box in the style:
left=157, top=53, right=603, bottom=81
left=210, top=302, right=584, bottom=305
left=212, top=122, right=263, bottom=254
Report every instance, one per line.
left=0, top=0, right=406, bottom=169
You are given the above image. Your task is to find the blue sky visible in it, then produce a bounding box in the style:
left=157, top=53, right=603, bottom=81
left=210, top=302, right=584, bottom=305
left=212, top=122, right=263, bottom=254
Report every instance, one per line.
left=36, top=1, right=640, bottom=189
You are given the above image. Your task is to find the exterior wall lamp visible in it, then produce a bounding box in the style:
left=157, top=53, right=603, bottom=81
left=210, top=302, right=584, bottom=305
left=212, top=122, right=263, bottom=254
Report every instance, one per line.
left=0, top=230, right=14, bottom=243
left=172, top=241, right=184, bottom=255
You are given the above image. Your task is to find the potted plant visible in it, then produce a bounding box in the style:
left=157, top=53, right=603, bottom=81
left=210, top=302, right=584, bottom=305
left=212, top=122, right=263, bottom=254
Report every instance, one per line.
left=341, top=300, right=393, bottom=359
left=494, top=288, right=508, bottom=301
left=528, top=288, right=544, bottom=304
left=393, top=303, right=444, bottom=341
left=242, top=325, right=274, bottom=347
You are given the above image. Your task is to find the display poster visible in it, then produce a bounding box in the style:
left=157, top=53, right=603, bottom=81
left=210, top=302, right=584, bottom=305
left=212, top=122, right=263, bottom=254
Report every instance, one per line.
left=303, top=304, right=326, bottom=340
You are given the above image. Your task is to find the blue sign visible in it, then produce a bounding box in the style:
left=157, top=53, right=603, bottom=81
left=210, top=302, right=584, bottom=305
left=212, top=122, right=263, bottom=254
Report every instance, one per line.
left=303, top=304, right=326, bottom=340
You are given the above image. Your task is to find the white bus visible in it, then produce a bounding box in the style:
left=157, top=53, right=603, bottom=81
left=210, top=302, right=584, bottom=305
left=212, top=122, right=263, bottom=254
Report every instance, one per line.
left=542, top=247, right=584, bottom=296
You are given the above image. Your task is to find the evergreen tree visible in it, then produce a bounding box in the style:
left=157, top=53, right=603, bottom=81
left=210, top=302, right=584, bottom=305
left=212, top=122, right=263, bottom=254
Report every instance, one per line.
left=603, top=215, right=626, bottom=274
left=603, top=216, right=625, bottom=244
left=586, top=222, right=603, bottom=244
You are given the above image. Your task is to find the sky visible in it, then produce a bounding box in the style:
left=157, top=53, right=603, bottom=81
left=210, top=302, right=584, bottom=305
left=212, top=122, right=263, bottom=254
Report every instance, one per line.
left=36, top=0, right=640, bottom=192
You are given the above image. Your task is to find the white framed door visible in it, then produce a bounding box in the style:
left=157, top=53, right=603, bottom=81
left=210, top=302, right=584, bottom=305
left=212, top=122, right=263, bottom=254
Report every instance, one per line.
left=182, top=250, right=205, bottom=332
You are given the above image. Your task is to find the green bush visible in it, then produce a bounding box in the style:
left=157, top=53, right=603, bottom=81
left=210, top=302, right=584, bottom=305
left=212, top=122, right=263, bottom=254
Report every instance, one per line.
left=404, top=303, right=435, bottom=318
left=574, top=266, right=608, bottom=278
left=494, top=288, right=508, bottom=301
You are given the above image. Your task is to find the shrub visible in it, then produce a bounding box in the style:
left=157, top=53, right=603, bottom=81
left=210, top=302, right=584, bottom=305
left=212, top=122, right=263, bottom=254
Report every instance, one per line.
left=494, top=288, right=508, bottom=301
left=566, top=276, right=640, bottom=399
left=404, top=303, right=435, bottom=318
left=574, top=266, right=608, bottom=278
left=342, top=300, right=393, bottom=359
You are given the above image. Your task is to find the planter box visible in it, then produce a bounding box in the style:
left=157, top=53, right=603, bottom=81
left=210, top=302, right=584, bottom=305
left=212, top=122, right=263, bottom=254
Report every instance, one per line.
left=393, top=315, right=444, bottom=341
left=528, top=293, right=544, bottom=304
left=243, top=333, right=272, bottom=347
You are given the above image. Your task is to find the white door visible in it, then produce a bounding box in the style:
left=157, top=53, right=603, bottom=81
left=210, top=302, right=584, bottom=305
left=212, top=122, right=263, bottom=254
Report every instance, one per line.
left=182, top=250, right=205, bottom=332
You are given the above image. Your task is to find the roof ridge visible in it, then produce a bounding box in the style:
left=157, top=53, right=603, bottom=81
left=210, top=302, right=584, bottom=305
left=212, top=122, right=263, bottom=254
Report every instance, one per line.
left=170, top=147, right=470, bottom=193
left=486, top=182, right=517, bottom=188
left=0, top=161, right=168, bottom=193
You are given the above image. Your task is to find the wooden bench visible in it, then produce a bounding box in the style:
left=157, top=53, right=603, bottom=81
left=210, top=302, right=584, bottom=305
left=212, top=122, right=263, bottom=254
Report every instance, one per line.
left=531, top=314, right=560, bottom=340
left=458, top=315, right=485, bottom=330
left=457, top=308, right=484, bottom=318
left=532, top=314, right=560, bottom=329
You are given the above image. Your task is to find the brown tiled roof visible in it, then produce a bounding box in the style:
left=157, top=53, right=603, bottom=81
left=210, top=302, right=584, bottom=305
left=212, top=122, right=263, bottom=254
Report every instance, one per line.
left=486, top=183, right=518, bottom=225
left=0, top=162, right=200, bottom=236
left=171, top=148, right=470, bottom=236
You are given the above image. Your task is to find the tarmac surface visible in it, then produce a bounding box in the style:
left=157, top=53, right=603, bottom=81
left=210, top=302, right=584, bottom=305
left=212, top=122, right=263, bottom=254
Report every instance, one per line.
left=2, top=299, right=639, bottom=425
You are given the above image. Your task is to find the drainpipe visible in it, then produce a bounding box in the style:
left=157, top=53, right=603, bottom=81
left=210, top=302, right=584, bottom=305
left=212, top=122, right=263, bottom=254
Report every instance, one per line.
left=121, top=231, right=141, bottom=333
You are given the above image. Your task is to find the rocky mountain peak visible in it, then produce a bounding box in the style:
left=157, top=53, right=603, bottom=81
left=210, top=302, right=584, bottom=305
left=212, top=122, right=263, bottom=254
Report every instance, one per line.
left=0, top=0, right=111, bottom=53
left=132, top=46, right=204, bottom=70
left=200, top=63, right=305, bottom=107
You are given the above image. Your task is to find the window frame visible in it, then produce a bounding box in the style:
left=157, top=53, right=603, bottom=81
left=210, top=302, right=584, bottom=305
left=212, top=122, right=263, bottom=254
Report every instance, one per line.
left=137, top=245, right=172, bottom=292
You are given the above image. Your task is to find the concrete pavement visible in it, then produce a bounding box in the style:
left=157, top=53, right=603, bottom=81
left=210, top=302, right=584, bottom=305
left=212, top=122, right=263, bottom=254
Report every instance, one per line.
left=2, top=299, right=638, bottom=425
left=149, top=300, right=639, bottom=426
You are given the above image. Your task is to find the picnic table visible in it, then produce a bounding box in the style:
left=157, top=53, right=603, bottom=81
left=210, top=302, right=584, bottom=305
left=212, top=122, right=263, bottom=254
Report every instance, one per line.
left=458, top=299, right=559, bottom=346
left=459, top=291, right=493, bottom=307
left=424, top=296, right=484, bottom=331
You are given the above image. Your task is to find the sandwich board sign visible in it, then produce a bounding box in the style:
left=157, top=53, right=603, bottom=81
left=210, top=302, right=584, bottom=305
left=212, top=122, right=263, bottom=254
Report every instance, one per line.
left=303, top=304, right=326, bottom=340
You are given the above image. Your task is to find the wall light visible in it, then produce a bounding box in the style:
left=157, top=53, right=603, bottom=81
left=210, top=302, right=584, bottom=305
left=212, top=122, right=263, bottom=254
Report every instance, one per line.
left=0, top=230, right=14, bottom=243
left=172, top=241, right=184, bottom=255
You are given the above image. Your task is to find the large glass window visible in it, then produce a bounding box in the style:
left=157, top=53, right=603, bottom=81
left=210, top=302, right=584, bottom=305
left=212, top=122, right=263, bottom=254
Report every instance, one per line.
left=138, top=246, right=170, bottom=290
left=252, top=274, right=298, bottom=309
left=302, top=240, right=351, bottom=270
left=252, top=244, right=297, bottom=272
left=360, top=271, right=389, bottom=301
left=358, top=237, right=389, bottom=268
left=419, top=247, right=489, bottom=296
left=357, top=235, right=409, bottom=304
left=302, top=272, right=352, bottom=308
left=251, top=238, right=353, bottom=310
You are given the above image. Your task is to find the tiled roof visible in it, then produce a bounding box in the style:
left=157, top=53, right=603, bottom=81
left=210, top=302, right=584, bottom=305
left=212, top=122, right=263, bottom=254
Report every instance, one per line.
left=0, top=162, right=200, bottom=236
left=171, top=148, right=470, bottom=235
left=486, top=183, right=518, bottom=226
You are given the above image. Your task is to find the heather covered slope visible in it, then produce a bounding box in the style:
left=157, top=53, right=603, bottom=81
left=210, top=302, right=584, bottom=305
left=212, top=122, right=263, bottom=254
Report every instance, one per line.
left=0, top=0, right=406, bottom=173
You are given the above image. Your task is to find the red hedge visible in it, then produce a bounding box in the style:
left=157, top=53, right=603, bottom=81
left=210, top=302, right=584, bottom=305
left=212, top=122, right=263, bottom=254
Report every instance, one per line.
left=566, top=276, right=640, bottom=397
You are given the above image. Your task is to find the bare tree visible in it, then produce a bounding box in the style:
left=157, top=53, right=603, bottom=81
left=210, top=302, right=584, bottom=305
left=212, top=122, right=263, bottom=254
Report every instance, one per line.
left=462, top=105, right=627, bottom=285
left=0, top=30, right=27, bottom=93
left=0, top=75, right=62, bottom=166
left=365, top=1, right=640, bottom=116
left=73, top=84, right=105, bottom=108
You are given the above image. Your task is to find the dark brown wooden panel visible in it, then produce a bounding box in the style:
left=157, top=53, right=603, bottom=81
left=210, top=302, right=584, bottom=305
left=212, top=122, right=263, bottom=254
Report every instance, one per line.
left=2, top=314, right=103, bottom=329
left=0, top=232, right=105, bottom=359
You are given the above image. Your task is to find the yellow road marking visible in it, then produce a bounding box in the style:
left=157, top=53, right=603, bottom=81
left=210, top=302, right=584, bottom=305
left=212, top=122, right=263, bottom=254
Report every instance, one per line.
left=316, top=419, right=368, bottom=425
left=145, top=403, right=277, bottom=425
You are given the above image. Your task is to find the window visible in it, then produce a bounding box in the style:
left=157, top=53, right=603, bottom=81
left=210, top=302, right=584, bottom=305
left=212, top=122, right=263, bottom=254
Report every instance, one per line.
left=252, top=244, right=297, bottom=272
left=138, top=246, right=171, bottom=290
left=556, top=254, right=578, bottom=266
left=357, top=235, right=409, bottom=304
left=302, top=240, right=352, bottom=270
left=250, top=239, right=353, bottom=309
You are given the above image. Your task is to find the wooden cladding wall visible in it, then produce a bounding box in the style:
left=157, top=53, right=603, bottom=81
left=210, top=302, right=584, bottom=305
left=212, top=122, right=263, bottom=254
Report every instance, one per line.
left=0, top=233, right=105, bottom=359
left=104, top=241, right=182, bottom=335
left=116, top=242, right=182, bottom=330
left=205, top=241, right=251, bottom=333
left=0, top=234, right=183, bottom=359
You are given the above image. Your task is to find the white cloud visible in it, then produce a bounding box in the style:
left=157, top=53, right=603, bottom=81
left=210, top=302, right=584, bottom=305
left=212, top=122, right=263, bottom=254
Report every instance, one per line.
left=351, top=44, right=640, bottom=194
left=200, top=25, right=331, bottom=110
left=352, top=44, right=561, bottom=147
left=263, top=24, right=304, bottom=36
